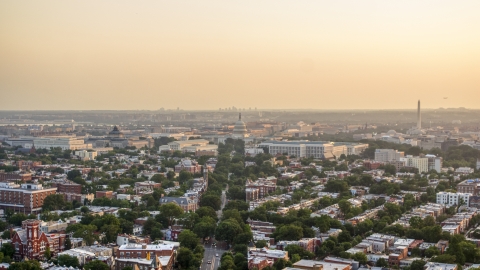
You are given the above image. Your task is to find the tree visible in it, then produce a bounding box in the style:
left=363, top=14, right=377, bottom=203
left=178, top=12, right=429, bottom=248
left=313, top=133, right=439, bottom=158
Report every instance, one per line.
left=221, top=209, right=243, bottom=224
left=177, top=247, right=199, bottom=270
left=424, top=246, right=440, bottom=258
left=273, top=258, right=288, bottom=270
left=196, top=206, right=218, bottom=221
left=285, top=245, right=314, bottom=260
left=338, top=200, right=351, bottom=217
left=200, top=194, right=221, bottom=211
left=84, top=260, right=110, bottom=270
left=276, top=225, right=303, bottom=241
left=178, top=230, right=200, bottom=250
left=227, top=186, right=246, bottom=200
left=1, top=243, right=15, bottom=258
left=67, top=170, right=82, bottom=180
left=64, top=238, right=72, bottom=250
left=410, top=260, right=427, bottom=270
left=351, top=252, right=367, bottom=265
left=8, top=213, right=29, bottom=226
left=8, top=260, right=42, bottom=270
left=409, top=216, right=424, bottom=229
left=255, top=240, right=268, bottom=248
left=215, top=219, right=244, bottom=245
left=431, top=254, right=457, bottom=264
left=159, top=203, right=184, bottom=226
left=101, top=224, right=122, bottom=243
left=58, top=254, right=80, bottom=268
left=376, top=258, right=388, bottom=267
left=193, top=219, right=216, bottom=241
left=44, top=246, right=51, bottom=260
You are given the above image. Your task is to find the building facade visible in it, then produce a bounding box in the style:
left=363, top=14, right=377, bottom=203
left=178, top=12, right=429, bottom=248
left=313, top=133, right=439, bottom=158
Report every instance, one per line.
left=33, top=136, right=91, bottom=150
left=0, top=182, right=57, bottom=214
left=11, top=219, right=65, bottom=261
left=258, top=141, right=368, bottom=159
left=158, top=197, right=197, bottom=212
left=436, top=192, right=470, bottom=207
left=374, top=149, right=404, bottom=162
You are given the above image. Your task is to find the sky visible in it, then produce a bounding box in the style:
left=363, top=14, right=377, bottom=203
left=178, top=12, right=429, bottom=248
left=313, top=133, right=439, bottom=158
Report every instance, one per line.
left=1, top=1, right=479, bottom=111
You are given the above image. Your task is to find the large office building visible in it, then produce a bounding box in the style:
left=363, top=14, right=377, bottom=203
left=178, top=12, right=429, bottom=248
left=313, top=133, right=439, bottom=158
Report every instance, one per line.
left=159, top=139, right=218, bottom=154
left=33, top=136, right=91, bottom=150
left=258, top=141, right=368, bottom=159
left=0, top=182, right=57, bottom=214
left=374, top=149, right=404, bottom=162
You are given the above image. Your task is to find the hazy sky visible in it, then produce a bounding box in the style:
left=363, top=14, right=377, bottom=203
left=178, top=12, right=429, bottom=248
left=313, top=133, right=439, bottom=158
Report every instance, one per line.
left=1, top=1, right=479, bottom=110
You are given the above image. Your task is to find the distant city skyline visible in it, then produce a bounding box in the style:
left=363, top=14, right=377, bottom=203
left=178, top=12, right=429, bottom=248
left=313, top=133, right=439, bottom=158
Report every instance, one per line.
left=1, top=1, right=479, bottom=110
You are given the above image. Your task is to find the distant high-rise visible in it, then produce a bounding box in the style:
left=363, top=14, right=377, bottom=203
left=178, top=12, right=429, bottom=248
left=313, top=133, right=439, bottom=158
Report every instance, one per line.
left=417, top=100, right=421, bottom=129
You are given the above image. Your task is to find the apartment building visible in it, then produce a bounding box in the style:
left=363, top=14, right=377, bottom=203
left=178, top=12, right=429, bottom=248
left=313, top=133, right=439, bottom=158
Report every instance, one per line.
left=246, top=188, right=259, bottom=202
left=436, top=192, right=470, bottom=207
left=52, top=181, right=82, bottom=194
left=135, top=181, right=161, bottom=194
left=402, top=155, right=429, bottom=173
left=96, top=190, right=114, bottom=199
left=374, top=149, right=404, bottom=162
left=0, top=171, right=32, bottom=182
left=457, top=179, right=480, bottom=195
left=115, top=243, right=174, bottom=270
left=245, top=177, right=277, bottom=199
left=426, top=155, right=443, bottom=172
left=0, top=182, right=57, bottom=214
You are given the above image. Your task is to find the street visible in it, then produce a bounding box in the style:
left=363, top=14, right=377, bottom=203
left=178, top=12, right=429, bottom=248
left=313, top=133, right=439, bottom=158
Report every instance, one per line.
left=200, top=246, right=225, bottom=270
left=202, top=186, right=228, bottom=270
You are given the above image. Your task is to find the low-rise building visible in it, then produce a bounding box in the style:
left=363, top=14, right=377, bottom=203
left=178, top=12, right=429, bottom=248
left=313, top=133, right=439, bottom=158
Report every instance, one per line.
left=436, top=192, right=470, bottom=207
left=158, top=197, right=198, bottom=212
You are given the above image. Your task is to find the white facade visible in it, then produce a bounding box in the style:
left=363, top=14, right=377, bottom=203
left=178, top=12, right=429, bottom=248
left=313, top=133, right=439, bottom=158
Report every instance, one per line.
left=402, top=155, right=429, bottom=173
left=163, top=139, right=210, bottom=151
left=426, top=155, right=442, bottom=172
left=245, top=147, right=265, bottom=157
left=34, top=136, right=91, bottom=150
left=374, top=149, right=404, bottom=162
left=436, top=192, right=470, bottom=207
left=258, top=141, right=368, bottom=159
left=74, top=150, right=97, bottom=160
left=456, top=167, right=474, bottom=175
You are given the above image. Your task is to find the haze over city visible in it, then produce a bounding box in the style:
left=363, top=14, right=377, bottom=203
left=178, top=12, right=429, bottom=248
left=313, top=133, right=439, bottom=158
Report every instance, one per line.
left=1, top=1, right=480, bottom=110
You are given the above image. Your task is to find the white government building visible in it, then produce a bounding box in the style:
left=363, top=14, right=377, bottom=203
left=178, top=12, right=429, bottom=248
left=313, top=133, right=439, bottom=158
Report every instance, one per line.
left=258, top=141, right=368, bottom=159
left=33, top=136, right=91, bottom=150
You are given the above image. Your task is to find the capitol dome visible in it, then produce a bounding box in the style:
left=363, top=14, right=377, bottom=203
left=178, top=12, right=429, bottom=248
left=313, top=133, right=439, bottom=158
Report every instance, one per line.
left=233, top=113, right=247, bottom=136
left=108, top=126, right=125, bottom=139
